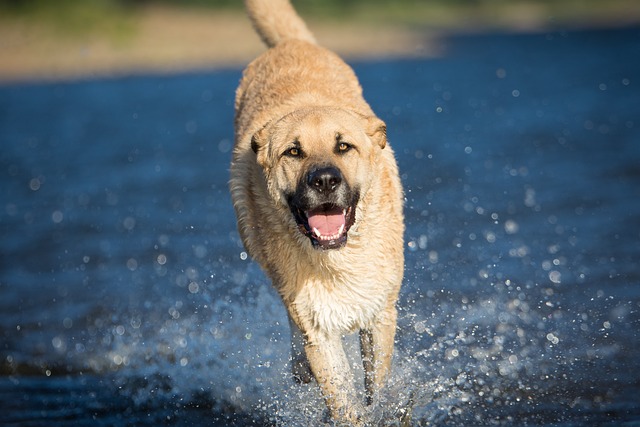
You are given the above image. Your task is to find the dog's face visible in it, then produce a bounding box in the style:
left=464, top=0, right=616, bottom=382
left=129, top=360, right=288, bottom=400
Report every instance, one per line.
left=251, top=107, right=387, bottom=250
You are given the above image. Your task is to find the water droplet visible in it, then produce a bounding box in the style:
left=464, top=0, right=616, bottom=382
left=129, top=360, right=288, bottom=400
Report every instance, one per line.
left=218, top=139, right=231, bottom=153
left=188, top=282, right=199, bottom=294
left=185, top=120, right=198, bottom=134
left=127, top=258, right=138, bottom=271
left=52, top=336, right=63, bottom=349
left=29, top=178, right=41, bottom=191
left=51, top=210, right=63, bottom=223
left=123, top=216, right=136, bottom=230
left=194, top=245, right=207, bottom=258
left=524, top=188, right=536, bottom=207
left=418, top=235, right=428, bottom=250
left=549, top=271, right=561, bottom=284
left=504, top=219, right=519, bottom=234
left=546, top=333, right=559, bottom=344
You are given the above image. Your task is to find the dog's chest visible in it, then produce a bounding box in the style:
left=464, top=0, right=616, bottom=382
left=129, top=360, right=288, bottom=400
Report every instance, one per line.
left=296, top=274, right=386, bottom=334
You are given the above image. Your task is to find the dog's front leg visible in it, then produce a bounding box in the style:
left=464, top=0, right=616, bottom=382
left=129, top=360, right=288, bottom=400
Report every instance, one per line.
left=289, top=316, right=313, bottom=383
left=304, top=329, right=367, bottom=425
left=360, top=305, right=398, bottom=405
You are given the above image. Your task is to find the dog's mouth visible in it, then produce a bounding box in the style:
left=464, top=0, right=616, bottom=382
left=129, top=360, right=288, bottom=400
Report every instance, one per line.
left=292, top=204, right=356, bottom=250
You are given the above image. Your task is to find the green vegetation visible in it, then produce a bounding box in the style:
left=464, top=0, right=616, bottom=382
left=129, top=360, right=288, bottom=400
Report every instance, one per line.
left=296, top=0, right=640, bottom=29
left=0, top=0, right=136, bottom=39
left=0, top=0, right=638, bottom=37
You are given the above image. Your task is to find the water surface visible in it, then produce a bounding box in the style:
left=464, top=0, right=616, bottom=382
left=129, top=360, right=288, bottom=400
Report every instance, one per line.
left=1, top=27, right=639, bottom=426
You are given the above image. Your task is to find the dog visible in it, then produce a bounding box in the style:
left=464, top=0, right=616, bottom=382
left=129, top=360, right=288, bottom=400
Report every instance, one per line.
left=230, top=0, right=404, bottom=424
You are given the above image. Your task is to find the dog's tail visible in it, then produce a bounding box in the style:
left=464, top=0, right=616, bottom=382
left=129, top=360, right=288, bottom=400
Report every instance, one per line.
left=245, top=0, right=316, bottom=48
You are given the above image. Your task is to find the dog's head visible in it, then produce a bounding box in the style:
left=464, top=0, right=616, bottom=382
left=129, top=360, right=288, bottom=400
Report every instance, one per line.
left=251, top=107, right=387, bottom=250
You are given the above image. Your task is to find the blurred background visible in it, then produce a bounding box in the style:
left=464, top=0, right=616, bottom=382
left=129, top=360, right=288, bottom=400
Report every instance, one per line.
left=1, top=0, right=639, bottom=81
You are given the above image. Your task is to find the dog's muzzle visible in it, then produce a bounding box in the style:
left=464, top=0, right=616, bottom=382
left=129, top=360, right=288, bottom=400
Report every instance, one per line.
left=289, top=166, right=358, bottom=250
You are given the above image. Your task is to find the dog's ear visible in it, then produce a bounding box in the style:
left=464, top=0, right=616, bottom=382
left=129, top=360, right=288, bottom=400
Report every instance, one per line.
left=365, top=116, right=387, bottom=149
left=250, top=132, right=262, bottom=154
left=250, top=125, right=269, bottom=166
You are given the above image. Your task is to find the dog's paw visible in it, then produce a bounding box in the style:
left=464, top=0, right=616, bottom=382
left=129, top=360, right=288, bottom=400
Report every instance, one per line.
left=332, top=402, right=372, bottom=427
left=291, top=357, right=313, bottom=384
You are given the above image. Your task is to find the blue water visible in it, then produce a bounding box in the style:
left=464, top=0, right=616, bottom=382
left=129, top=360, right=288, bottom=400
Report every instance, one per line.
left=1, top=27, right=639, bottom=426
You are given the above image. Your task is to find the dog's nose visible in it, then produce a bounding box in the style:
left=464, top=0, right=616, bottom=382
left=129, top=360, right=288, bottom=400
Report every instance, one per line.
left=307, top=166, right=342, bottom=193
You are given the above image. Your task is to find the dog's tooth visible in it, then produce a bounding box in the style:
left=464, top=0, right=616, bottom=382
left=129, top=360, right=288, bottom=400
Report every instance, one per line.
left=338, top=224, right=345, bottom=235
left=313, top=227, right=322, bottom=238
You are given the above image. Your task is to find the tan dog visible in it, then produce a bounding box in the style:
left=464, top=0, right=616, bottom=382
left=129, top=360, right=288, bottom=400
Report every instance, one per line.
left=230, top=0, right=404, bottom=424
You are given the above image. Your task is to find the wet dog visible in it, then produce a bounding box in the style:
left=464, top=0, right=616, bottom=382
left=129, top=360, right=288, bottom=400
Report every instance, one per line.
left=230, top=0, right=404, bottom=424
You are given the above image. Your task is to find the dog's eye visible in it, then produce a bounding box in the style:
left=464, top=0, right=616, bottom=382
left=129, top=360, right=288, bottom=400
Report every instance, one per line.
left=284, top=147, right=301, bottom=157
left=337, top=142, right=352, bottom=153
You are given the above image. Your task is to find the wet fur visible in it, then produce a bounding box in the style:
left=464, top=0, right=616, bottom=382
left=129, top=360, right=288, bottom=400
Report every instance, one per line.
left=230, top=0, right=404, bottom=424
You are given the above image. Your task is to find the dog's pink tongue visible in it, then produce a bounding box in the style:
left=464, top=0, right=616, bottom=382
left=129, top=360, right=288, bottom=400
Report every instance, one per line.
left=307, top=208, right=345, bottom=236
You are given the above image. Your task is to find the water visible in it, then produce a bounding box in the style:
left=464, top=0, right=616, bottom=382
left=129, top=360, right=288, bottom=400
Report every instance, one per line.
left=1, top=26, right=639, bottom=426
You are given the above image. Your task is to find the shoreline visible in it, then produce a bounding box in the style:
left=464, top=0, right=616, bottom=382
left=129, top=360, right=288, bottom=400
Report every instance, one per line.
left=0, top=6, right=436, bottom=84
left=1, top=4, right=638, bottom=84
